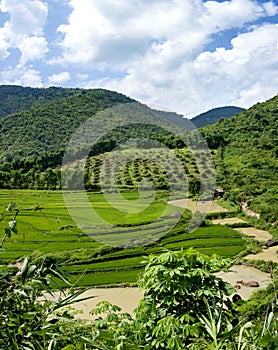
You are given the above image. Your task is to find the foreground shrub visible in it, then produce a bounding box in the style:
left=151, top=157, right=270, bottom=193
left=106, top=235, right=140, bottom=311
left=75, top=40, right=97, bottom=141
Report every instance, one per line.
left=1, top=249, right=277, bottom=349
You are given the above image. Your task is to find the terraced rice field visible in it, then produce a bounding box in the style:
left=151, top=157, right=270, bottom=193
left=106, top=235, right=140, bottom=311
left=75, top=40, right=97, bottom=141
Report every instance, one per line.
left=0, top=190, right=246, bottom=286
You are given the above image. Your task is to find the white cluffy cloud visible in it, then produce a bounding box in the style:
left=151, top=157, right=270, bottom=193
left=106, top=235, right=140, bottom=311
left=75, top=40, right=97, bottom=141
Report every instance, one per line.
left=0, top=66, right=43, bottom=87
left=193, top=23, right=278, bottom=109
left=55, top=0, right=278, bottom=116
left=0, top=0, right=48, bottom=64
left=56, top=0, right=277, bottom=67
left=48, top=71, right=71, bottom=85
left=0, top=0, right=277, bottom=115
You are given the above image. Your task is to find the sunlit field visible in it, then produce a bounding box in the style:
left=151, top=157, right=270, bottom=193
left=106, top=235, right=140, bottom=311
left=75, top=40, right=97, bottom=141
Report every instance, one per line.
left=0, top=190, right=246, bottom=286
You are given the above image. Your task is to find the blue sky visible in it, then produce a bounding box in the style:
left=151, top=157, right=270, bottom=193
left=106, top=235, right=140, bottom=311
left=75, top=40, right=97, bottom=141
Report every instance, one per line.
left=0, top=0, right=277, bottom=117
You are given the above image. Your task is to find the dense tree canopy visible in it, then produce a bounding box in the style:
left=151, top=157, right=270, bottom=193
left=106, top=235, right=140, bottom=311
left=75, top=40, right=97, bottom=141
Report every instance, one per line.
left=202, top=95, right=278, bottom=226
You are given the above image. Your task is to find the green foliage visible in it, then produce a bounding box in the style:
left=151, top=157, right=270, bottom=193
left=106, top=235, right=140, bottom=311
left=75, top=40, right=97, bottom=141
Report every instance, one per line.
left=236, top=269, right=278, bottom=349
left=0, top=257, right=97, bottom=350
left=237, top=278, right=278, bottom=321
left=0, top=86, right=188, bottom=183
left=133, top=249, right=234, bottom=347
left=202, top=95, right=278, bottom=226
left=89, top=249, right=250, bottom=349
left=1, top=247, right=277, bottom=349
left=88, top=249, right=278, bottom=349
left=0, top=85, right=81, bottom=119
left=0, top=88, right=133, bottom=173
left=81, top=147, right=204, bottom=193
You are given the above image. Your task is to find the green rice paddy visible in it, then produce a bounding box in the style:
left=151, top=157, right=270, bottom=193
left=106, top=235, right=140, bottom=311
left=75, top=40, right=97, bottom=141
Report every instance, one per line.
left=0, top=189, right=246, bottom=286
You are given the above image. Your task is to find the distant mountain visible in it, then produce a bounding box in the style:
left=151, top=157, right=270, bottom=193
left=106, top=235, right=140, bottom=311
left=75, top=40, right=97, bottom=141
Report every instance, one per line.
left=191, top=106, right=245, bottom=128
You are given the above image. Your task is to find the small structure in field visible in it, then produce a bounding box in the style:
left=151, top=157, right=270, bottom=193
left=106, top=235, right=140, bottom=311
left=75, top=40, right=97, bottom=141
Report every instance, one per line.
left=214, top=188, right=224, bottom=198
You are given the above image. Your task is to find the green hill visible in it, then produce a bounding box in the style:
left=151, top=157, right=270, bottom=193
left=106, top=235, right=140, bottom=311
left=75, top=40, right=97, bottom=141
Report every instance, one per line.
left=0, top=86, right=190, bottom=190
left=0, top=88, right=134, bottom=164
left=202, top=95, right=278, bottom=227
left=191, top=106, right=245, bottom=128
left=0, top=86, right=188, bottom=167
left=0, top=85, right=82, bottom=118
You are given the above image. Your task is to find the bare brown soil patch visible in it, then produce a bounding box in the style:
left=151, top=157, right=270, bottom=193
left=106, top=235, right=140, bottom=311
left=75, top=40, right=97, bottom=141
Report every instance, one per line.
left=245, top=246, right=278, bottom=263
left=236, top=227, right=272, bottom=242
left=64, top=287, right=142, bottom=320
left=215, top=265, right=271, bottom=300
left=65, top=266, right=271, bottom=319
left=168, top=199, right=229, bottom=213
left=212, top=218, right=246, bottom=225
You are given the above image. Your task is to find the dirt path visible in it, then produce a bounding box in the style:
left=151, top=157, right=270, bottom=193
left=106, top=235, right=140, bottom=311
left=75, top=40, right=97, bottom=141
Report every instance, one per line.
left=212, top=219, right=272, bottom=242
left=241, top=202, right=260, bottom=219
left=211, top=218, right=277, bottom=260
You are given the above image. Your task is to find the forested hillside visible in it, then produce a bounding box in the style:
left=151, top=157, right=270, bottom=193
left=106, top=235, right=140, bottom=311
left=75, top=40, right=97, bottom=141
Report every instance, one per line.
left=0, top=86, right=189, bottom=189
left=202, top=95, right=278, bottom=225
left=0, top=88, right=134, bottom=165
left=0, top=86, right=188, bottom=167
left=0, top=85, right=82, bottom=118
left=191, top=106, right=245, bottom=128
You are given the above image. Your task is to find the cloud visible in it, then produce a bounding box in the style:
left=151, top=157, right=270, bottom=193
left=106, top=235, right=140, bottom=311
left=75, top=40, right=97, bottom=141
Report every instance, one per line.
left=48, top=71, right=71, bottom=85
left=76, top=73, right=89, bottom=81
left=51, top=0, right=278, bottom=116
left=0, top=66, right=43, bottom=87
left=0, top=0, right=48, bottom=36
left=194, top=24, right=278, bottom=108
left=54, top=0, right=207, bottom=67
left=55, top=0, right=277, bottom=68
left=0, top=26, right=10, bottom=59
left=0, top=0, right=277, bottom=115
left=94, top=22, right=278, bottom=117
left=202, top=0, right=277, bottom=31
left=0, top=0, right=48, bottom=64
left=18, top=36, right=48, bottom=66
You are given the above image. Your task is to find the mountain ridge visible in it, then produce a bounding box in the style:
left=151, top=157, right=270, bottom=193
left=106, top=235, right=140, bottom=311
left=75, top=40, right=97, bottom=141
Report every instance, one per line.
left=0, top=85, right=83, bottom=118
left=191, top=106, right=245, bottom=128
left=0, top=86, right=188, bottom=170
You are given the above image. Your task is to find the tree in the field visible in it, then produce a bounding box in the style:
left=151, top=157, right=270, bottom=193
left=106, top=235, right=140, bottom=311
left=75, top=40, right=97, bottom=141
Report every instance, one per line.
left=44, top=168, right=59, bottom=189
left=188, top=177, right=201, bottom=196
